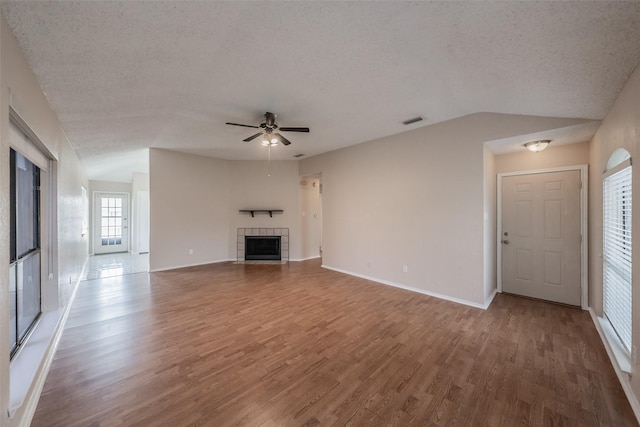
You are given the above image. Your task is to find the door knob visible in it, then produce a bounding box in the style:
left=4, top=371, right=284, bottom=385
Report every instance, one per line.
left=502, top=240, right=509, bottom=244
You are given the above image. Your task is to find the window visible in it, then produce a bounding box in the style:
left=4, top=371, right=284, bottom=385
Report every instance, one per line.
left=101, top=196, right=123, bottom=246
left=603, top=160, right=632, bottom=353
left=9, top=148, right=41, bottom=358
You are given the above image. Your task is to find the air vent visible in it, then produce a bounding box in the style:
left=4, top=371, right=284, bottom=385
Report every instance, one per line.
left=293, top=154, right=305, bottom=158
left=402, top=116, right=423, bottom=125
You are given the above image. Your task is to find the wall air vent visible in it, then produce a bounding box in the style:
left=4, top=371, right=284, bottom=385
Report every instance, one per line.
left=402, top=116, right=423, bottom=125
left=293, top=154, right=305, bottom=158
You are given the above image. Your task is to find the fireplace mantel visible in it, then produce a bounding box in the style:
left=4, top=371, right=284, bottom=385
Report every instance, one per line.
left=239, top=209, right=284, bottom=218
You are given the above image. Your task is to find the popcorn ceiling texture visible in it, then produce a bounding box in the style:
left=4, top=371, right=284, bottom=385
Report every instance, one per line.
left=1, top=1, right=640, bottom=180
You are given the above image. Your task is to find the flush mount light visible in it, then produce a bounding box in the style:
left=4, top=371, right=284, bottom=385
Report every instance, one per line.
left=524, top=139, right=551, bottom=152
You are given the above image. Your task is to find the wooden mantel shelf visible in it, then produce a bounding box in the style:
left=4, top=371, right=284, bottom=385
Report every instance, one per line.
left=239, top=209, right=284, bottom=218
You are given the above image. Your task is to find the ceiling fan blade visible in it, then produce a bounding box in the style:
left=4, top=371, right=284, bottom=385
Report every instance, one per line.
left=279, top=127, right=310, bottom=133
left=226, top=122, right=260, bottom=129
left=243, top=132, right=263, bottom=142
left=277, top=133, right=292, bottom=146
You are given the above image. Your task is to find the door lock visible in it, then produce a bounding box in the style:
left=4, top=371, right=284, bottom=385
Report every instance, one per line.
left=502, top=240, right=509, bottom=244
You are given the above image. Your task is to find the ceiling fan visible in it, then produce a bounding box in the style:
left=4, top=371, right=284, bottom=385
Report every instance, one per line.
left=226, top=112, right=309, bottom=146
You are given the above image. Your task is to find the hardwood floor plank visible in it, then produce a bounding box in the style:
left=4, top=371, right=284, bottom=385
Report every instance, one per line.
left=30, top=259, right=638, bottom=426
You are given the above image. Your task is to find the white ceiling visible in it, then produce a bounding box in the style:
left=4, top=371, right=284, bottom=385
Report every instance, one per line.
left=2, top=1, right=640, bottom=182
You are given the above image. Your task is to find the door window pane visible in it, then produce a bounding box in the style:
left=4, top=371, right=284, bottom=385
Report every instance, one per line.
left=101, top=197, right=123, bottom=246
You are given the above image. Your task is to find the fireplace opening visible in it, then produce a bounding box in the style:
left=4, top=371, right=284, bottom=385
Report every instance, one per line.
left=245, top=236, right=281, bottom=260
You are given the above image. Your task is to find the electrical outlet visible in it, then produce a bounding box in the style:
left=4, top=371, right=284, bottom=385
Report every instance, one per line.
left=403, top=265, right=408, bottom=273
left=48, top=273, right=54, bottom=280
left=189, top=249, right=194, bottom=255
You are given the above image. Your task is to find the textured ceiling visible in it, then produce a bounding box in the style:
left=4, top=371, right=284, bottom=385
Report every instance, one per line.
left=2, top=1, right=640, bottom=181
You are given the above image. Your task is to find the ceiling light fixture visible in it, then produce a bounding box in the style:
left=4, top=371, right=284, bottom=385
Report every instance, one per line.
left=262, top=131, right=278, bottom=177
left=262, top=131, right=278, bottom=147
left=524, top=139, right=551, bottom=152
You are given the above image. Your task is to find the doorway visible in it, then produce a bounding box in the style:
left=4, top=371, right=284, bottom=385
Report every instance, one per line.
left=498, top=166, right=587, bottom=307
left=300, top=174, right=323, bottom=260
left=93, top=192, right=129, bottom=254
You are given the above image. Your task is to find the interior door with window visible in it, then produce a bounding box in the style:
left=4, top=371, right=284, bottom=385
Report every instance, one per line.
left=501, top=170, right=582, bottom=305
left=94, top=193, right=129, bottom=254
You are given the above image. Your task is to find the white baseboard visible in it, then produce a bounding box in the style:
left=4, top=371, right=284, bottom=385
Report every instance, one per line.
left=589, top=308, right=640, bottom=424
left=290, top=256, right=321, bottom=262
left=149, top=259, right=235, bottom=272
left=484, top=288, right=498, bottom=308
left=321, top=264, right=494, bottom=310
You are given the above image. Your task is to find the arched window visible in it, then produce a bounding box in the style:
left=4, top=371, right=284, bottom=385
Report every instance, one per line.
left=603, top=149, right=632, bottom=353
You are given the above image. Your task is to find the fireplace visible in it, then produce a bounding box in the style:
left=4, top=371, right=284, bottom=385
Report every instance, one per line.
left=245, top=236, right=281, bottom=260
left=237, top=228, right=289, bottom=262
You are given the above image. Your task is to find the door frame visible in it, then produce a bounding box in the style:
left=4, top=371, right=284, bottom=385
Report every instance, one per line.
left=92, top=191, right=130, bottom=254
left=497, top=165, right=588, bottom=309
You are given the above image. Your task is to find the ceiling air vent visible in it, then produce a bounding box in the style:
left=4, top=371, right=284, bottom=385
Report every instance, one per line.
left=293, top=154, right=305, bottom=158
left=402, top=116, right=423, bottom=125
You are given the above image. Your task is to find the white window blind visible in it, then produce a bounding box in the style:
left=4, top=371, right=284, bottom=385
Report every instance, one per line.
left=603, top=162, right=632, bottom=353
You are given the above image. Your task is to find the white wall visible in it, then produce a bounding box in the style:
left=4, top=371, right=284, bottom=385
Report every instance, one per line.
left=131, top=172, right=150, bottom=254
left=1, top=10, right=89, bottom=426
left=149, top=149, right=229, bottom=271
left=589, top=63, right=640, bottom=413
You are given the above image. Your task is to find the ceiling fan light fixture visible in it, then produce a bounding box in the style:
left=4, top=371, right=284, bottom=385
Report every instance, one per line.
left=524, top=139, right=551, bottom=152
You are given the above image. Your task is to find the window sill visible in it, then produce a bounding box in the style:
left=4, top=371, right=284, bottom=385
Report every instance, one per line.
left=597, top=316, right=632, bottom=374
left=9, top=310, right=61, bottom=417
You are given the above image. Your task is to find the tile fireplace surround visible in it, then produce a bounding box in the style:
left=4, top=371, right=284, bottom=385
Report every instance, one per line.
left=237, top=228, right=289, bottom=261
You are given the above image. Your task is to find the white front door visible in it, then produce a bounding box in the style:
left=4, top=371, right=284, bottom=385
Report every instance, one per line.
left=501, top=170, right=581, bottom=305
left=94, top=193, right=129, bottom=254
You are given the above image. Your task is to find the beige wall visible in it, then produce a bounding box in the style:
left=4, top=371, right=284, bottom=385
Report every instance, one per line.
left=1, top=11, right=88, bottom=426
left=149, top=149, right=230, bottom=271
left=300, top=112, right=581, bottom=306
left=149, top=151, right=303, bottom=270
left=57, top=142, right=90, bottom=306
left=483, top=146, right=496, bottom=301
left=589, top=63, right=640, bottom=409
left=227, top=160, right=301, bottom=260
left=494, top=141, right=590, bottom=173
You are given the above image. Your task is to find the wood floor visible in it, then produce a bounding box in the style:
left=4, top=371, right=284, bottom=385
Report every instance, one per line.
left=31, top=259, right=636, bottom=426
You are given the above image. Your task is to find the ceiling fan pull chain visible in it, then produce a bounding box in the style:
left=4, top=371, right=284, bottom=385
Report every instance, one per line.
left=267, top=144, right=271, bottom=177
